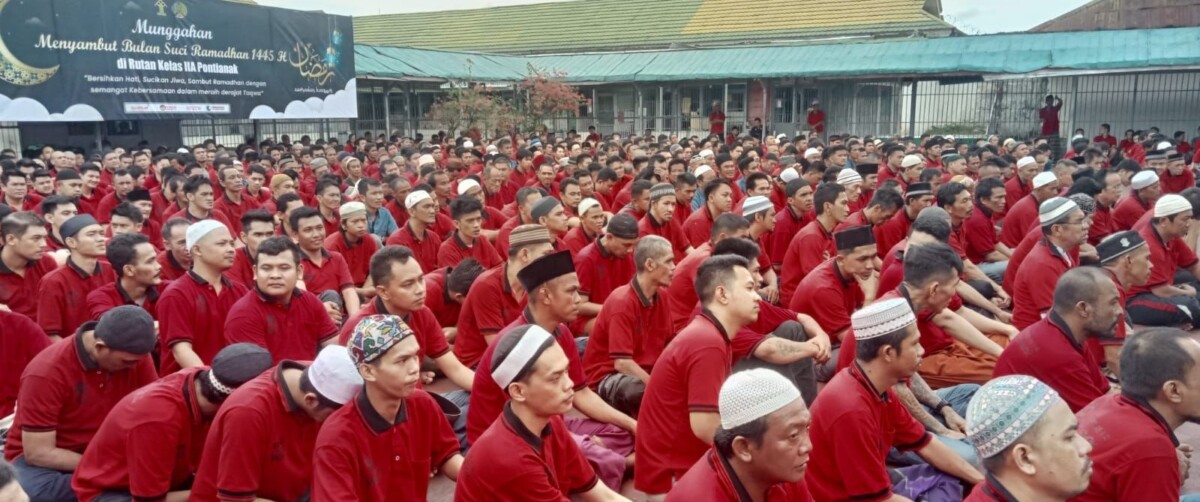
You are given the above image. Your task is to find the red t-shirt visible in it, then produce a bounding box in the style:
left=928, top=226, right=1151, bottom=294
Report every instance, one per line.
left=963, top=203, right=1000, bottom=264
left=583, top=280, right=671, bottom=389
left=0, top=254, right=59, bottom=321
left=779, top=220, right=836, bottom=306
left=214, top=193, right=261, bottom=235
left=1039, top=103, right=1061, bottom=136
left=994, top=313, right=1109, bottom=412
left=227, top=246, right=256, bottom=288
left=1012, top=239, right=1074, bottom=330
left=665, top=243, right=713, bottom=334
left=456, top=406, right=598, bottom=501
left=94, top=192, right=125, bottom=224
left=1129, top=225, right=1199, bottom=296
left=190, top=361, right=323, bottom=502
left=1093, top=135, right=1117, bottom=149
left=385, top=224, right=443, bottom=276
left=770, top=206, right=811, bottom=268
left=682, top=206, right=717, bottom=249
left=576, top=237, right=635, bottom=306
left=667, top=449, right=814, bottom=502
left=873, top=208, right=915, bottom=261
left=1112, top=193, right=1151, bottom=232
left=86, top=281, right=162, bottom=321
left=71, top=368, right=208, bottom=501
left=1003, top=176, right=1031, bottom=218
left=1074, top=394, right=1183, bottom=502
left=562, top=225, right=598, bottom=258
left=324, top=231, right=379, bottom=287
left=225, top=288, right=338, bottom=363
left=806, top=110, right=825, bottom=134
left=37, top=259, right=116, bottom=338
left=422, top=267, right=462, bottom=328
left=4, top=329, right=157, bottom=461
left=635, top=312, right=732, bottom=494
left=438, top=231, right=503, bottom=270
left=1160, top=168, right=1195, bottom=195
left=312, top=388, right=460, bottom=502
left=0, top=310, right=52, bottom=417
left=338, top=298, right=452, bottom=368
left=165, top=206, right=234, bottom=231
left=639, top=213, right=691, bottom=264
left=790, top=259, right=862, bottom=341
left=999, top=195, right=1038, bottom=248
left=1089, top=203, right=1115, bottom=246
left=805, top=362, right=931, bottom=501
left=300, top=249, right=354, bottom=295
left=156, top=250, right=189, bottom=282
left=453, top=264, right=524, bottom=368
left=158, top=272, right=250, bottom=374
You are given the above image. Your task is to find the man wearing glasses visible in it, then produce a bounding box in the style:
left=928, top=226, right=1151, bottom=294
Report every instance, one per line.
left=1011, top=197, right=1090, bottom=330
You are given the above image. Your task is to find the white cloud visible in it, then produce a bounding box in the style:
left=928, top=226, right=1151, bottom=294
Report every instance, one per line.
left=0, top=94, right=103, bottom=121
left=248, top=78, right=358, bottom=119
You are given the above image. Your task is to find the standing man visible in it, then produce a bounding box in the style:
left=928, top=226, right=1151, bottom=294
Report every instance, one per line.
left=806, top=100, right=825, bottom=139
left=709, top=101, right=726, bottom=138
left=37, top=214, right=115, bottom=340
left=1039, top=94, right=1063, bottom=137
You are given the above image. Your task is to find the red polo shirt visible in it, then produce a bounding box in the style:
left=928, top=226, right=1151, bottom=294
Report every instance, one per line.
left=386, top=223, right=442, bottom=274
left=158, top=271, right=250, bottom=374
left=780, top=219, right=836, bottom=306
left=156, top=250, right=189, bottom=282
left=1089, top=203, right=1115, bottom=246
left=225, top=288, right=338, bottom=363
left=667, top=449, right=814, bottom=502
left=228, top=246, right=255, bottom=288
left=86, top=280, right=162, bottom=321
left=4, top=326, right=157, bottom=461
left=666, top=243, right=713, bottom=334
left=383, top=199, right=409, bottom=228
left=338, top=297, right=452, bottom=369
left=583, top=280, right=671, bottom=389
left=494, top=214, right=527, bottom=258
left=300, top=249, right=354, bottom=295
left=324, top=231, right=379, bottom=286
left=1161, top=168, right=1194, bottom=194
left=562, top=225, right=598, bottom=258
left=994, top=312, right=1109, bottom=412
left=0, top=310, right=52, bottom=417
left=999, top=195, right=1038, bottom=248
left=453, top=263, right=524, bottom=369
left=635, top=311, right=732, bottom=494
left=423, top=267, right=462, bottom=328
left=465, top=308, right=586, bottom=445
left=963, top=203, right=1000, bottom=264
left=682, top=206, right=717, bottom=248
left=1129, top=225, right=1199, bottom=296
left=438, top=231, right=502, bottom=269
left=214, top=193, right=260, bottom=235
left=1074, top=394, right=1182, bottom=502
left=770, top=206, right=811, bottom=268
left=94, top=192, right=126, bottom=224
left=640, top=213, right=691, bottom=264
left=1012, top=239, right=1074, bottom=330
left=191, top=361, right=324, bottom=502
left=312, top=388, right=460, bottom=502
left=0, top=254, right=58, bottom=320
left=37, top=259, right=116, bottom=338
left=1003, top=176, right=1030, bottom=214
left=1112, top=193, right=1151, bottom=231
left=874, top=208, right=915, bottom=261
left=805, top=362, right=932, bottom=502
left=576, top=237, right=635, bottom=305
left=456, top=405, right=598, bottom=501
left=165, top=207, right=234, bottom=231
left=790, top=259, right=862, bottom=340
left=72, top=368, right=208, bottom=501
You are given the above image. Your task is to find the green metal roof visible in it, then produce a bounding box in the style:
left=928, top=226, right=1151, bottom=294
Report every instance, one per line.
left=354, top=26, right=1200, bottom=84
left=353, top=0, right=954, bottom=54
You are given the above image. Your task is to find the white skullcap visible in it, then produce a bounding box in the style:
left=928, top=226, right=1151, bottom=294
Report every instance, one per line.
left=185, top=219, right=226, bottom=250
left=405, top=190, right=432, bottom=209
left=486, top=145, right=498, bottom=153
left=967, top=375, right=1060, bottom=459
left=462, top=140, right=475, bottom=149
left=901, top=154, right=924, bottom=168
left=417, top=154, right=435, bottom=166
left=694, top=165, right=713, bottom=178
left=1131, top=170, right=1160, bottom=190
left=1038, top=197, right=1078, bottom=226
left=339, top=201, right=366, bottom=219
left=578, top=198, right=602, bottom=215
left=1031, top=171, right=1058, bottom=189
left=741, top=196, right=772, bottom=217
left=836, top=169, right=862, bottom=186
left=779, top=168, right=800, bottom=183
left=310, top=345, right=363, bottom=405
left=699, top=149, right=714, bottom=158
left=776, top=133, right=788, bottom=140
left=1155, top=194, right=1191, bottom=218
left=803, top=148, right=821, bottom=158
left=719, top=368, right=802, bottom=429
left=457, top=178, right=481, bottom=196
left=852, top=297, right=916, bottom=340
left=945, top=135, right=956, bottom=142
left=1016, top=156, right=1037, bottom=169
left=177, top=147, right=190, bottom=154
left=1157, top=141, right=1174, bottom=151
left=491, top=325, right=555, bottom=389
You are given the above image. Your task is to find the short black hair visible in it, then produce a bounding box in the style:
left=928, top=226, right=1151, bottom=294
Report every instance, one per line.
left=856, top=323, right=914, bottom=363
left=902, top=242, right=962, bottom=288
left=288, top=206, right=322, bottom=234
left=712, top=237, right=761, bottom=263
left=745, top=172, right=770, bottom=192
left=935, top=182, right=968, bottom=208
left=1120, top=327, right=1196, bottom=401
left=110, top=202, right=144, bottom=224
left=975, top=177, right=1006, bottom=204
left=161, top=217, right=188, bottom=241
left=275, top=192, right=302, bottom=214
left=255, top=235, right=301, bottom=264
left=107, top=232, right=151, bottom=273
left=868, top=188, right=903, bottom=211
left=813, top=183, right=845, bottom=216
left=240, top=209, right=275, bottom=233
left=713, top=414, right=769, bottom=458
left=703, top=178, right=731, bottom=199
left=370, top=245, right=416, bottom=286
left=785, top=178, right=810, bottom=198
left=695, top=254, right=750, bottom=305
left=449, top=195, right=484, bottom=220
left=446, top=258, right=486, bottom=296
left=182, top=174, right=211, bottom=194
left=40, top=195, right=75, bottom=215
left=711, top=212, right=749, bottom=241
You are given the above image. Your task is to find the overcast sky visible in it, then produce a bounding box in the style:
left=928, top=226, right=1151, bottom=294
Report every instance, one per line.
left=256, top=0, right=1092, bottom=34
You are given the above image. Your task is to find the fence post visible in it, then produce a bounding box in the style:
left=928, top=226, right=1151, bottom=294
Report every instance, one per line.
left=1129, top=74, right=1139, bottom=132
left=383, top=83, right=392, bottom=137
left=907, top=78, right=918, bottom=138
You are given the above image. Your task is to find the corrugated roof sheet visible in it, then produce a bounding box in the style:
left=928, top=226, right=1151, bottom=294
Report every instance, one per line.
left=352, top=0, right=954, bottom=54
left=354, top=26, right=1200, bottom=83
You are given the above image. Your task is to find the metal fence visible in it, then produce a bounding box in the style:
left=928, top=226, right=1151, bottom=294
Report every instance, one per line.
left=0, top=122, right=19, bottom=153
left=179, top=119, right=355, bottom=147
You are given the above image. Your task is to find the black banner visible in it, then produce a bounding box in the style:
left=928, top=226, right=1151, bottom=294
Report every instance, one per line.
left=0, top=0, right=356, bottom=121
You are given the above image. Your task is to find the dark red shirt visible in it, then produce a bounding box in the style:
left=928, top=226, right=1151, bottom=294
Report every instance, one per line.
left=682, top=206, right=717, bottom=249
left=300, top=249, right=354, bottom=294
left=1074, top=394, right=1182, bottom=502
left=665, top=243, right=713, bottom=334
left=1089, top=203, right=1114, bottom=246
left=228, top=246, right=255, bottom=288
left=423, top=267, right=462, bottom=328
left=191, top=361, right=324, bottom=502
left=790, top=259, right=862, bottom=340
left=873, top=208, right=914, bottom=260
left=385, top=223, right=442, bottom=274
left=1003, top=176, right=1031, bottom=218
left=805, top=362, right=932, bottom=501
left=0, top=254, right=58, bottom=320
left=770, top=205, right=811, bottom=268
left=456, top=404, right=599, bottom=501
left=72, top=368, right=208, bottom=501
left=1130, top=225, right=1199, bottom=296
left=1161, top=168, right=1195, bottom=194
left=37, top=259, right=116, bottom=338
left=1112, top=193, right=1151, bottom=232
left=156, top=250, right=189, bottom=282
left=635, top=311, right=732, bottom=494
left=86, top=280, right=162, bottom=323
left=214, top=193, right=260, bottom=235
left=999, top=195, right=1039, bottom=248
left=576, top=237, right=635, bottom=305
left=780, top=219, right=836, bottom=306
left=0, top=310, right=52, bottom=417
left=4, top=327, right=157, bottom=461
left=225, top=288, right=338, bottom=363
left=453, top=264, right=524, bottom=368
left=666, top=449, right=814, bottom=502
left=494, top=214, right=526, bottom=258
left=324, top=231, right=379, bottom=286
left=1012, top=239, right=1074, bottom=330
left=94, top=192, right=125, bottom=224
left=583, top=280, right=671, bottom=389
left=338, top=297, right=452, bottom=369
left=438, top=231, right=502, bottom=269
left=562, top=225, right=598, bottom=258
left=639, top=213, right=691, bottom=264
left=165, top=206, right=234, bottom=231
left=312, top=388, right=460, bottom=502
left=963, top=203, right=1000, bottom=263
left=994, top=312, right=1109, bottom=412
left=158, top=271, right=250, bottom=374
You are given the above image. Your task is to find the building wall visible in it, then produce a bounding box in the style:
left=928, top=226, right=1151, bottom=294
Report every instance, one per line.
left=1033, top=0, right=1200, bottom=32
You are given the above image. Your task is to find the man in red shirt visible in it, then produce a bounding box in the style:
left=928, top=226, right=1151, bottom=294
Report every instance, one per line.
left=1075, top=328, right=1199, bottom=502
left=386, top=189, right=443, bottom=273
left=665, top=213, right=750, bottom=334
left=635, top=254, right=762, bottom=496
left=1113, top=170, right=1161, bottom=231
left=564, top=197, right=603, bottom=257
left=5, top=306, right=158, bottom=502
left=805, top=100, right=824, bottom=138
left=708, top=101, right=725, bottom=137
left=1039, top=94, right=1063, bottom=136
left=780, top=183, right=848, bottom=306
left=963, top=177, right=1010, bottom=280
left=1088, top=230, right=1150, bottom=376
left=875, top=181, right=935, bottom=260
left=996, top=267, right=1119, bottom=412
left=1011, top=197, right=1088, bottom=329
left=1125, top=193, right=1200, bottom=329
left=1093, top=123, right=1117, bottom=149
left=424, top=259, right=485, bottom=342
left=38, top=214, right=116, bottom=340
left=962, top=375, right=1091, bottom=501
left=165, top=175, right=234, bottom=230
left=683, top=178, right=733, bottom=248
left=439, top=196, right=502, bottom=269
left=1003, top=156, right=1039, bottom=217
left=290, top=206, right=359, bottom=322
left=582, top=235, right=675, bottom=417
left=324, top=201, right=379, bottom=297
left=155, top=218, right=191, bottom=281
left=227, top=210, right=275, bottom=288
left=1089, top=171, right=1122, bottom=245
left=0, top=309, right=51, bottom=418
left=807, top=298, right=981, bottom=500
left=213, top=164, right=258, bottom=235
left=86, top=233, right=163, bottom=322
left=191, top=345, right=362, bottom=502
left=456, top=324, right=621, bottom=501
left=93, top=169, right=135, bottom=225
left=224, top=236, right=339, bottom=363
left=769, top=178, right=813, bottom=272
left=575, top=214, right=639, bottom=335
left=71, top=343, right=272, bottom=502
left=667, top=369, right=814, bottom=502
left=639, top=183, right=694, bottom=263
left=314, top=316, right=464, bottom=501
left=158, top=220, right=249, bottom=374
left=0, top=211, right=58, bottom=320
left=40, top=195, right=77, bottom=253
left=1161, top=151, right=1194, bottom=194
left=1001, top=170, right=1059, bottom=248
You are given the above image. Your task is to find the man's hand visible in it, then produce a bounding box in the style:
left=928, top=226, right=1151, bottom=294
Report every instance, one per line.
left=760, top=285, right=780, bottom=305
left=856, top=271, right=879, bottom=301
left=0, top=303, right=9, bottom=312
left=992, top=288, right=1012, bottom=309
left=943, top=407, right=968, bottom=434
left=993, top=310, right=1013, bottom=324
left=810, top=334, right=832, bottom=362
left=1182, top=284, right=1198, bottom=298
left=323, top=302, right=344, bottom=323
left=1179, top=444, right=1193, bottom=484
left=421, top=371, right=436, bottom=385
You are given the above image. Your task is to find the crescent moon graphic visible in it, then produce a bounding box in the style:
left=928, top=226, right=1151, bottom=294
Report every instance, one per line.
left=0, top=0, right=59, bottom=86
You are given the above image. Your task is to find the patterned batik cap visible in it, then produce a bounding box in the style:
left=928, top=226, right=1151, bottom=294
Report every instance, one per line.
left=966, top=375, right=1061, bottom=458
left=348, top=315, right=414, bottom=365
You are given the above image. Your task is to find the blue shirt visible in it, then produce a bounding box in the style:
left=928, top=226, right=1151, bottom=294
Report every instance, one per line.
left=366, top=207, right=398, bottom=239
